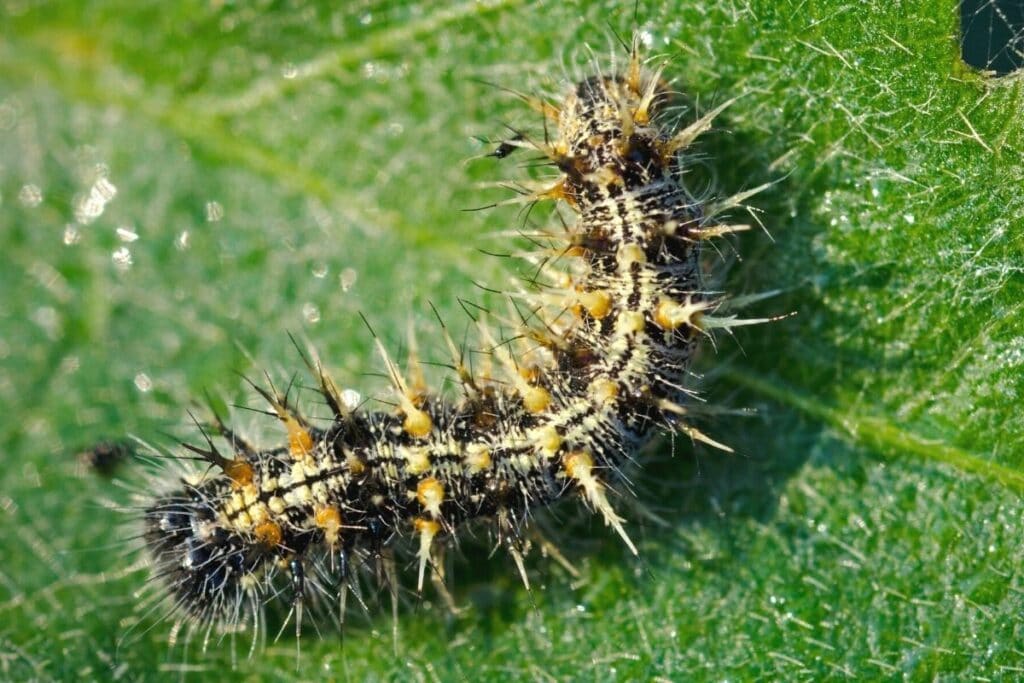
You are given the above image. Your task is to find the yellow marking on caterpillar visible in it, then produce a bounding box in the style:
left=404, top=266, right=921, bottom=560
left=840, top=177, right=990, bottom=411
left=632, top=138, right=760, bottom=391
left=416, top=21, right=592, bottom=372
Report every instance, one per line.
left=346, top=452, right=366, bottom=475
left=315, top=505, right=342, bottom=545
left=578, top=289, right=612, bottom=319
left=654, top=297, right=710, bottom=331
left=248, top=502, right=268, bottom=524
left=477, top=316, right=554, bottom=414
left=464, top=444, right=492, bottom=474
left=588, top=378, right=619, bottom=405
left=403, top=408, right=433, bottom=438
left=533, top=424, right=563, bottom=457
left=522, top=385, right=552, bottom=414
left=254, top=520, right=282, bottom=548
left=285, top=415, right=314, bottom=458
left=224, top=459, right=254, bottom=489
left=617, top=243, right=646, bottom=268
left=416, top=477, right=445, bottom=518
left=562, top=451, right=637, bottom=555
left=372, top=333, right=434, bottom=439
left=617, top=310, right=647, bottom=335
left=402, top=445, right=432, bottom=475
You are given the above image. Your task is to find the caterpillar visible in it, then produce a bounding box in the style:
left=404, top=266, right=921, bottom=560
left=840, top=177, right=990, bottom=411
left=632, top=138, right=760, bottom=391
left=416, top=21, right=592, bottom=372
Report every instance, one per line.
left=138, top=34, right=767, bottom=642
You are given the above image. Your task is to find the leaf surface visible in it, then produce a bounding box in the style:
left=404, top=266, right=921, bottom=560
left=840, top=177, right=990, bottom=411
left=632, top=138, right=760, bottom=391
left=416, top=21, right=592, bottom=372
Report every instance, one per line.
left=1, top=1, right=1022, bottom=679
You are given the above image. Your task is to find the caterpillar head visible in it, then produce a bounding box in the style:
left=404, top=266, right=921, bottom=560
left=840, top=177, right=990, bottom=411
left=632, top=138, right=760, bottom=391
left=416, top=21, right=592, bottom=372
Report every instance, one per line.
left=560, top=69, right=667, bottom=150
left=553, top=60, right=675, bottom=210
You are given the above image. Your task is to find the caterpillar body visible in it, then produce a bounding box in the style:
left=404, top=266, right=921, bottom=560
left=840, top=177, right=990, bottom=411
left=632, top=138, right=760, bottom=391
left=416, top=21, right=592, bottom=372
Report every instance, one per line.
left=141, top=37, right=762, bottom=636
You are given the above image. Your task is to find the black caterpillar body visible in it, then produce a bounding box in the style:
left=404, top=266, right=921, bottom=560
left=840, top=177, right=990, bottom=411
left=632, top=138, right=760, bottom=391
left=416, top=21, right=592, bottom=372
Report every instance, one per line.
left=142, top=39, right=757, bottom=633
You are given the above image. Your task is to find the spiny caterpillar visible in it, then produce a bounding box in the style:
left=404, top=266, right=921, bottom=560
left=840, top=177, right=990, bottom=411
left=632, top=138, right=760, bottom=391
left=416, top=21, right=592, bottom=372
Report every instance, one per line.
left=139, top=35, right=767, bottom=642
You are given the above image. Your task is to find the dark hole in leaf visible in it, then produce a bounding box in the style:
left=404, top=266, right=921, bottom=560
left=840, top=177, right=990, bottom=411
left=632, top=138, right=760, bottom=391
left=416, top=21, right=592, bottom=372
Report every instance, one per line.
left=961, top=0, right=1024, bottom=75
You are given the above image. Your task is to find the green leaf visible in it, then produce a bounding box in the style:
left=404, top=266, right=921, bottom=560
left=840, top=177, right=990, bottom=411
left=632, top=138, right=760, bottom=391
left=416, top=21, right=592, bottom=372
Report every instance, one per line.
left=2, top=0, right=1022, bottom=679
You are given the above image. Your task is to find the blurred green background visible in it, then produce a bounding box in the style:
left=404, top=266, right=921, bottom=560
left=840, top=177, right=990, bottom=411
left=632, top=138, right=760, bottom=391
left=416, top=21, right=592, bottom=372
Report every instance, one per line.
left=1, top=0, right=1022, bottom=680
